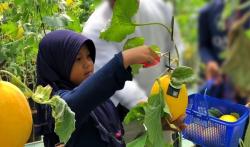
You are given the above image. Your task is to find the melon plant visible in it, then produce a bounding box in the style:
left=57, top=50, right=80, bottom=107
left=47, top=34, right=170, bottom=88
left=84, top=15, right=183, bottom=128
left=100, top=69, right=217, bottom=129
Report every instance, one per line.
left=222, top=12, right=250, bottom=98
left=99, top=0, right=196, bottom=146
left=0, top=70, right=75, bottom=146
left=150, top=75, right=188, bottom=122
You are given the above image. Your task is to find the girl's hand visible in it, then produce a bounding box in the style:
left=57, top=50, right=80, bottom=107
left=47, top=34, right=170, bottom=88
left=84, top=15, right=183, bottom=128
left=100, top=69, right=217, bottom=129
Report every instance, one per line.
left=205, top=61, right=222, bottom=83
left=55, top=143, right=65, bottom=147
left=245, top=102, right=250, bottom=108
left=122, top=45, right=160, bottom=69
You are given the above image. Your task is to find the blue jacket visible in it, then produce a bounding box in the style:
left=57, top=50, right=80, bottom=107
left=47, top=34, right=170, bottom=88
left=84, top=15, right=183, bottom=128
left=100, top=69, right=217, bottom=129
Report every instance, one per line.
left=198, top=0, right=227, bottom=65
left=43, top=53, right=131, bottom=147
left=35, top=30, right=132, bottom=147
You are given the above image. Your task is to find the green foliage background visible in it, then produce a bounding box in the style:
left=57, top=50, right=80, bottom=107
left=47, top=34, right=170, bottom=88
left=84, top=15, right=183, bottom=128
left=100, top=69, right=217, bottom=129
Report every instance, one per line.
left=175, top=0, right=209, bottom=46
left=3, top=0, right=250, bottom=146
left=0, top=0, right=98, bottom=142
left=0, top=0, right=210, bottom=144
left=0, top=0, right=209, bottom=86
left=0, top=0, right=98, bottom=88
left=174, top=0, right=209, bottom=70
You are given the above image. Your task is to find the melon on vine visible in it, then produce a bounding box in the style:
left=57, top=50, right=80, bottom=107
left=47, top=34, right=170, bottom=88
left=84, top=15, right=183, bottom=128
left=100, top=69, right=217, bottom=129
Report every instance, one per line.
left=0, top=80, right=32, bottom=147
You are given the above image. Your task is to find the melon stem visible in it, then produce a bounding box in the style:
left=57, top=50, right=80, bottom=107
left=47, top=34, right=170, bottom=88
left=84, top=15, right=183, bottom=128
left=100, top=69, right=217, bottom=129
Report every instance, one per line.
left=0, top=70, right=33, bottom=98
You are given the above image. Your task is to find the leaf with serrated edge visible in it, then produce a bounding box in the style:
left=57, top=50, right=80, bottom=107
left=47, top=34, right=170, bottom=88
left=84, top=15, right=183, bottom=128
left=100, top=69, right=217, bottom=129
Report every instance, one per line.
left=123, top=37, right=145, bottom=50
left=170, top=66, right=196, bottom=88
left=100, top=0, right=139, bottom=42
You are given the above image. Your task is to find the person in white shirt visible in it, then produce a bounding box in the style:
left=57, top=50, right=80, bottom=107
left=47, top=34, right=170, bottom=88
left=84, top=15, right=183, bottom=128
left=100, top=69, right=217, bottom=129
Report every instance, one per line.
left=83, top=0, right=184, bottom=144
left=83, top=0, right=183, bottom=109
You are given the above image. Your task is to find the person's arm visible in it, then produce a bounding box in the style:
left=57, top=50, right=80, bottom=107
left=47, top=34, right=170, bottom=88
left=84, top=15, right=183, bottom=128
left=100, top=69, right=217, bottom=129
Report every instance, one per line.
left=246, top=103, right=250, bottom=107
left=58, top=45, right=159, bottom=124
left=84, top=35, right=148, bottom=109
left=58, top=53, right=132, bottom=124
left=198, top=8, right=215, bottom=64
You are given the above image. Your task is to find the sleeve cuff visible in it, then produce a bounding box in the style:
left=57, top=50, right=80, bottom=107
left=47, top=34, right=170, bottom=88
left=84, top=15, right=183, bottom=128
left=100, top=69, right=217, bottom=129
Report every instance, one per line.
left=114, top=52, right=133, bottom=81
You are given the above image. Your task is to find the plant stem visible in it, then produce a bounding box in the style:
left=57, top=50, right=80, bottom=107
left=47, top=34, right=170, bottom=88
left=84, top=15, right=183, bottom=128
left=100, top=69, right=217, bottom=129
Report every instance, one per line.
left=174, top=44, right=180, bottom=67
left=133, top=22, right=180, bottom=67
left=237, top=1, right=250, bottom=11
left=0, top=70, right=33, bottom=98
left=133, top=22, right=171, bottom=34
left=37, top=4, right=46, bottom=35
left=2, top=38, right=24, bottom=46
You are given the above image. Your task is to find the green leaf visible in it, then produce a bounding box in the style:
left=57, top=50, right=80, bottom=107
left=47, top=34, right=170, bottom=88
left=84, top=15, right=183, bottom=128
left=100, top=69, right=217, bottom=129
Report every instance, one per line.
left=245, top=29, right=250, bottom=39
left=32, top=85, right=76, bottom=144
left=221, top=2, right=233, bottom=21
left=150, top=45, right=160, bottom=53
left=43, top=14, right=72, bottom=27
left=0, top=21, right=18, bottom=36
left=14, top=0, right=24, bottom=5
left=219, top=49, right=231, bottom=60
left=32, top=85, right=52, bottom=103
left=127, top=133, right=147, bottom=147
left=238, top=1, right=250, bottom=10
left=218, top=1, right=233, bottom=30
left=131, top=64, right=143, bottom=75
left=124, top=103, right=146, bottom=124
left=123, top=37, right=145, bottom=50
left=242, top=117, right=250, bottom=146
left=163, top=105, right=172, bottom=118
left=230, top=112, right=240, bottom=119
left=222, top=23, right=250, bottom=96
left=240, top=138, right=245, bottom=147
left=144, top=104, right=164, bottom=147
left=43, top=16, right=64, bottom=27
left=50, top=95, right=76, bottom=144
left=0, top=71, right=75, bottom=144
left=123, top=79, right=173, bottom=146
left=99, top=0, right=139, bottom=42
left=144, top=85, right=165, bottom=147
left=0, top=53, right=6, bottom=63
left=208, top=107, right=223, bottom=118
left=170, top=66, right=196, bottom=88
left=66, top=14, right=82, bottom=32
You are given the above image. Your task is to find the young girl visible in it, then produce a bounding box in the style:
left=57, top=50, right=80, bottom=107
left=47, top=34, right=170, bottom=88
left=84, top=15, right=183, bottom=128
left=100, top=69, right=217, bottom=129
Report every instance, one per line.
left=35, top=30, right=160, bottom=147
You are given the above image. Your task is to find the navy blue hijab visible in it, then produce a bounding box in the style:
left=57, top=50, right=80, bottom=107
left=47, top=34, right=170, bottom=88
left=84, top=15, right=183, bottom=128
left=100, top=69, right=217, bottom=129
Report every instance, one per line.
left=36, top=30, right=96, bottom=90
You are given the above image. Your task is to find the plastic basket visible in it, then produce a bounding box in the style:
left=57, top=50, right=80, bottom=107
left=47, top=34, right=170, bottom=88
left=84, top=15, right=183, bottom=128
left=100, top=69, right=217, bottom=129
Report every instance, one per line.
left=182, top=94, right=249, bottom=147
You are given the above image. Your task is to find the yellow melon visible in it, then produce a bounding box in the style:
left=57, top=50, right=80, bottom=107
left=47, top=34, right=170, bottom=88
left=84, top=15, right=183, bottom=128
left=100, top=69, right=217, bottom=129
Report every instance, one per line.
left=0, top=81, right=32, bottom=147
left=150, top=75, right=188, bottom=121
left=220, top=114, right=238, bottom=122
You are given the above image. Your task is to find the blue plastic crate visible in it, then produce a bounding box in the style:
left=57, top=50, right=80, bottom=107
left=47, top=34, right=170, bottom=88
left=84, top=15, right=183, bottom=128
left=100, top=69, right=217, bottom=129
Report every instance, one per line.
left=183, top=94, right=249, bottom=147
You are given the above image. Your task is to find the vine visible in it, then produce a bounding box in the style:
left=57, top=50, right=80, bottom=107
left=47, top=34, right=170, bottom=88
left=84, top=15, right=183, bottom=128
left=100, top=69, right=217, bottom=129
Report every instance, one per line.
left=99, top=0, right=196, bottom=146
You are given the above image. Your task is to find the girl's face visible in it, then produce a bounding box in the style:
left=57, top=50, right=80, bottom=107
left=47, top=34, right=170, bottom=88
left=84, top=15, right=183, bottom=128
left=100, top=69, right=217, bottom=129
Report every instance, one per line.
left=70, top=45, right=94, bottom=85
